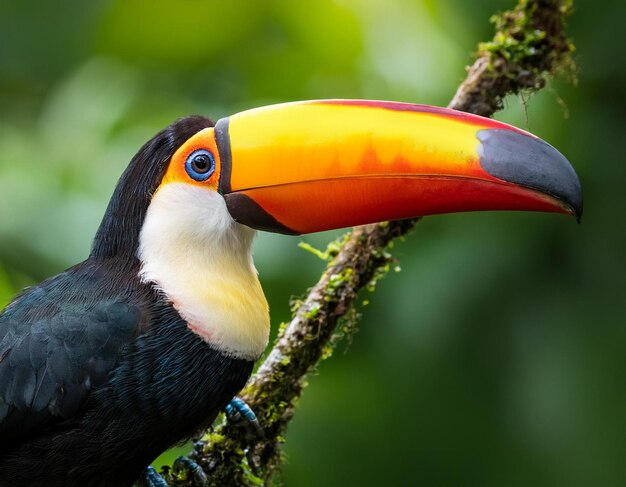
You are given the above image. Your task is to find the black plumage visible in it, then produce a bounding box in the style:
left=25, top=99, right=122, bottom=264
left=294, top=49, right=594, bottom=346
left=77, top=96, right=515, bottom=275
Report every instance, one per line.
left=0, top=117, right=253, bottom=486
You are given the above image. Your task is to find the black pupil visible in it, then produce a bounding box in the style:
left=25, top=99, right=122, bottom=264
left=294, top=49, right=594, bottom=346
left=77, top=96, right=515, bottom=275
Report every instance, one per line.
left=192, top=154, right=211, bottom=173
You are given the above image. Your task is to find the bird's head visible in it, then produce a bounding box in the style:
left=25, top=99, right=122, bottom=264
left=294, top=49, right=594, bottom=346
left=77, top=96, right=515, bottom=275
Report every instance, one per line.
left=93, top=99, right=581, bottom=262
left=89, top=99, right=582, bottom=358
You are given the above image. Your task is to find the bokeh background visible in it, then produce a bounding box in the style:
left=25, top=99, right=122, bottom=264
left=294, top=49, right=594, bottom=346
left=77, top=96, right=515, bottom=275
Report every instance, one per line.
left=1, top=0, right=624, bottom=485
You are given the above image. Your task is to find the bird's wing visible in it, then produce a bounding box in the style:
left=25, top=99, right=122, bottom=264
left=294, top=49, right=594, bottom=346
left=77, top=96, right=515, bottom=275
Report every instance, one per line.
left=0, top=290, right=141, bottom=438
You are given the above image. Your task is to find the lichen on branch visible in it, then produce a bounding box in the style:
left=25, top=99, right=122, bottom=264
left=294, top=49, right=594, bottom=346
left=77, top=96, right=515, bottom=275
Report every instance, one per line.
left=157, top=1, right=576, bottom=485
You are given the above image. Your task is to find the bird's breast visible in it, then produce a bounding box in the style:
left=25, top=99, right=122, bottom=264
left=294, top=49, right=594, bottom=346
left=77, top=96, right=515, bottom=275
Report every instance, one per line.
left=138, top=184, right=270, bottom=360
left=175, top=261, right=270, bottom=359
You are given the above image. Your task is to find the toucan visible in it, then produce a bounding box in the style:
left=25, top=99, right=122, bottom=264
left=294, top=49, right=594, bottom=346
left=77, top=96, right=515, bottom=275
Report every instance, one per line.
left=0, top=100, right=582, bottom=486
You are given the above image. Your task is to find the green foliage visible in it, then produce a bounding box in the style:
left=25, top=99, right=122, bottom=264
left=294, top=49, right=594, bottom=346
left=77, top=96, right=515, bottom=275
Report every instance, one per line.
left=0, top=264, right=14, bottom=308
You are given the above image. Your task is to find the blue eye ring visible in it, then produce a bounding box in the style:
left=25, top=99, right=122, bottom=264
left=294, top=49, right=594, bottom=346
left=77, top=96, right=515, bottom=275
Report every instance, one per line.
left=185, top=149, right=215, bottom=181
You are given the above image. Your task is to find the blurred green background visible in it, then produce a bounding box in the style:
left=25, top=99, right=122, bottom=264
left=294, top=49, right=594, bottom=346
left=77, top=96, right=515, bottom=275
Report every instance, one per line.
left=1, top=0, right=624, bottom=485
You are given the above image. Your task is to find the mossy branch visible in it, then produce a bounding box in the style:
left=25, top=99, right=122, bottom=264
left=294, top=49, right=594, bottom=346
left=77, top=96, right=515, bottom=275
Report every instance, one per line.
left=159, top=1, right=575, bottom=485
left=450, top=0, right=575, bottom=116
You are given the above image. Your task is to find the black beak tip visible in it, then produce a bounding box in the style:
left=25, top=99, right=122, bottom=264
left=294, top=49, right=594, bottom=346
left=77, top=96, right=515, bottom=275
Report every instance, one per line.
left=477, top=129, right=583, bottom=222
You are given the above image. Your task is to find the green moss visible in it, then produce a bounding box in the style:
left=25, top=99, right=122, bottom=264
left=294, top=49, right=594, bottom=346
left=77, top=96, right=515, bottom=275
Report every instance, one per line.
left=325, top=268, right=354, bottom=299
left=261, top=400, right=289, bottom=424
left=478, top=0, right=575, bottom=84
left=303, top=303, right=320, bottom=319
left=480, top=8, right=547, bottom=65
left=203, top=431, right=227, bottom=446
left=320, top=343, right=334, bottom=360
left=289, top=297, right=304, bottom=315
left=367, top=262, right=390, bottom=293
left=298, top=233, right=350, bottom=262
left=297, top=242, right=328, bottom=261
left=325, top=233, right=350, bottom=259
left=336, top=307, right=360, bottom=351
left=276, top=321, right=288, bottom=339
left=241, top=456, right=264, bottom=486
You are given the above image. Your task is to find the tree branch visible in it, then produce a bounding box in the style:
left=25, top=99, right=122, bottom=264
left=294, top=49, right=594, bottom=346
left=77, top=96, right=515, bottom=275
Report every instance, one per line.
left=161, top=1, right=575, bottom=485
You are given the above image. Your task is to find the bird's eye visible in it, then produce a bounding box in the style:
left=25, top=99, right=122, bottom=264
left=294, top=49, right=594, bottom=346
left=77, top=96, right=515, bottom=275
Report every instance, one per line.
left=185, top=149, right=215, bottom=181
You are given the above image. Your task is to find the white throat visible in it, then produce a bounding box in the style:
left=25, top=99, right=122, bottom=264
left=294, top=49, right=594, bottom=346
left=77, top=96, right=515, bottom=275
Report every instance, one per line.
left=138, top=183, right=269, bottom=360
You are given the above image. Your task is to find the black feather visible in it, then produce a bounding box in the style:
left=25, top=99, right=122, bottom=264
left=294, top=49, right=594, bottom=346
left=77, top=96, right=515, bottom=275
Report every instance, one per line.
left=90, top=116, right=214, bottom=265
left=0, top=117, right=256, bottom=487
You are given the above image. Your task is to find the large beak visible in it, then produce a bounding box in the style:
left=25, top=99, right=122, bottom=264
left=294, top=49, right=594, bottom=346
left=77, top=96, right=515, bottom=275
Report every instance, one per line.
left=214, top=100, right=582, bottom=235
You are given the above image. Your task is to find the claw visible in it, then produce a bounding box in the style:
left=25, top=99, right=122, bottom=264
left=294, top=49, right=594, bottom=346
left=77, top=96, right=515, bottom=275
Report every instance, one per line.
left=225, top=397, right=264, bottom=441
left=142, top=466, right=169, bottom=487
left=173, top=456, right=208, bottom=486
left=225, top=397, right=257, bottom=423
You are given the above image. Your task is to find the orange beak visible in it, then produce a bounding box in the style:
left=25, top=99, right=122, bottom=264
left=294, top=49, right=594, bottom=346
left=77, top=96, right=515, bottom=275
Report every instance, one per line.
left=214, top=100, right=582, bottom=235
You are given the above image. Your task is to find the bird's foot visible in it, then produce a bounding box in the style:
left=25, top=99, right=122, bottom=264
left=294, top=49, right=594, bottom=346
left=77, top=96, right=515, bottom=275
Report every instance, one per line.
left=141, top=458, right=207, bottom=487
left=225, top=397, right=257, bottom=423
left=173, top=455, right=208, bottom=486
left=225, top=396, right=264, bottom=442
left=141, top=466, right=169, bottom=487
